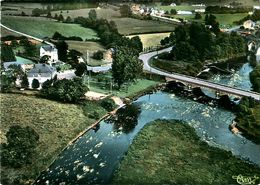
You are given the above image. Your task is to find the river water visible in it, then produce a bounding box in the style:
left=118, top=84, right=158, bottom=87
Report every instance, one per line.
left=36, top=63, right=260, bottom=185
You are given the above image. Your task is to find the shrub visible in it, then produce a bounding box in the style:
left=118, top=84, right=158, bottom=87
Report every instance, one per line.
left=32, top=79, right=40, bottom=89
left=100, top=98, right=116, bottom=111
left=1, top=125, right=39, bottom=168
left=92, top=50, right=104, bottom=60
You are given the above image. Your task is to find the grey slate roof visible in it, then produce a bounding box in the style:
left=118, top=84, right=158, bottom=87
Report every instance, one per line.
left=28, top=64, right=56, bottom=77
left=41, top=45, right=54, bottom=52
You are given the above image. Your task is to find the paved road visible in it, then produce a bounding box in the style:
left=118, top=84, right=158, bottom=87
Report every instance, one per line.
left=1, top=23, right=54, bottom=46
left=139, top=47, right=260, bottom=101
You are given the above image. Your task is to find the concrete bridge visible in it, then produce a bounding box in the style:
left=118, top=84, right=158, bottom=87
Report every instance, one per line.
left=139, top=47, right=260, bottom=101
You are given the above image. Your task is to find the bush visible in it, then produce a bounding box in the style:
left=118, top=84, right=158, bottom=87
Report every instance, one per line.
left=92, top=50, right=104, bottom=60
left=100, top=98, right=116, bottom=111
left=32, top=79, right=40, bottom=89
left=40, top=78, right=88, bottom=103
left=88, top=111, right=100, bottom=119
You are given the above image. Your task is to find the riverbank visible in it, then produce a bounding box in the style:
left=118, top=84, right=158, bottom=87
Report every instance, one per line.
left=111, top=120, right=260, bottom=185
left=0, top=93, right=107, bottom=184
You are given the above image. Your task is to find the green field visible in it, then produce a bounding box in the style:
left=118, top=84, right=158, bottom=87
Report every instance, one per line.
left=112, top=120, right=260, bottom=185
left=112, top=17, right=175, bottom=35
left=52, top=7, right=176, bottom=35
left=66, top=40, right=110, bottom=66
left=166, top=13, right=248, bottom=27
left=1, top=16, right=98, bottom=40
left=0, top=93, right=106, bottom=184
left=158, top=5, right=201, bottom=11
left=87, top=75, right=160, bottom=98
left=127, top=32, right=170, bottom=48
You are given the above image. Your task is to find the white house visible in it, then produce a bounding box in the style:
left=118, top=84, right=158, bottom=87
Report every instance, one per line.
left=243, top=20, right=256, bottom=30
left=177, top=10, right=193, bottom=15
left=195, top=9, right=205, bottom=13
left=256, top=47, right=260, bottom=62
left=253, top=6, right=260, bottom=10
left=27, top=64, right=56, bottom=89
left=40, top=45, right=58, bottom=63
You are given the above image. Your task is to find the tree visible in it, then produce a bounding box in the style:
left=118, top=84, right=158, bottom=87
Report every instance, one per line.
left=250, top=65, right=260, bottom=93
left=174, top=25, right=188, bottom=42
left=10, top=40, right=19, bottom=48
left=40, top=78, right=88, bottom=102
left=120, top=5, right=132, bottom=17
left=1, top=125, right=39, bottom=168
left=46, top=11, right=52, bottom=18
left=170, top=9, right=177, bottom=15
left=32, top=79, right=40, bottom=89
left=89, top=9, right=97, bottom=20
left=74, top=62, right=87, bottom=77
left=21, top=74, right=29, bottom=88
left=58, top=14, right=64, bottom=22
left=54, top=13, right=58, bottom=20
left=21, top=11, right=26, bottom=16
left=56, top=40, right=68, bottom=62
left=32, top=8, right=42, bottom=16
left=92, top=50, right=103, bottom=60
left=195, top=13, right=202, bottom=19
left=130, top=36, right=143, bottom=53
left=112, top=47, right=143, bottom=89
left=100, top=98, right=116, bottom=111
left=1, top=43, right=16, bottom=62
left=65, top=16, right=72, bottom=23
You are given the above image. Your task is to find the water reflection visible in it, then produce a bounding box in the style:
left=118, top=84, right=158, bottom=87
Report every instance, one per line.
left=106, top=104, right=141, bottom=134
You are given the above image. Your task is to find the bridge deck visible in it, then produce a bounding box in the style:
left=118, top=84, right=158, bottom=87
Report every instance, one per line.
left=139, top=47, right=260, bottom=101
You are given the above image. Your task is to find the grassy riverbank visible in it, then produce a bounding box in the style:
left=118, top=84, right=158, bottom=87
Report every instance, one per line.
left=0, top=93, right=106, bottom=184
left=112, top=120, right=260, bottom=185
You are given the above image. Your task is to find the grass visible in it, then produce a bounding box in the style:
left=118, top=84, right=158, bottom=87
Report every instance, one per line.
left=0, top=93, right=106, bottom=184
left=158, top=5, right=202, bottom=11
left=127, top=32, right=170, bottom=48
left=1, top=16, right=98, bottom=40
left=112, top=120, right=260, bottom=185
left=112, top=17, right=176, bottom=35
left=52, top=7, right=176, bottom=35
left=87, top=75, right=160, bottom=98
left=66, top=40, right=109, bottom=66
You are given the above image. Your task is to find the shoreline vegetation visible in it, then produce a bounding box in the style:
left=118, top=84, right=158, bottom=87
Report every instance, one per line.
left=111, top=120, right=260, bottom=185
left=0, top=93, right=107, bottom=184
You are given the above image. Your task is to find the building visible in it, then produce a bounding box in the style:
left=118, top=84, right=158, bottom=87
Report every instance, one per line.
left=40, top=45, right=58, bottom=64
left=243, top=20, right=256, bottom=30
left=27, top=64, right=56, bottom=88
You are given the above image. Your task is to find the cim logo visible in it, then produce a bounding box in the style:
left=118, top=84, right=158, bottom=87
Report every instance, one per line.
left=232, top=174, right=259, bottom=185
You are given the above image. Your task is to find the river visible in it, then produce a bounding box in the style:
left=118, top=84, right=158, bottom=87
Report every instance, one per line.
left=35, top=63, right=259, bottom=185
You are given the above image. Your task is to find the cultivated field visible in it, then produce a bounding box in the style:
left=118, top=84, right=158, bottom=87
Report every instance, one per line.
left=127, top=32, right=170, bottom=48
left=0, top=93, right=106, bottom=184
left=66, top=40, right=108, bottom=66
left=112, top=120, right=260, bottom=185
left=51, top=7, right=176, bottom=35
left=1, top=16, right=98, bottom=40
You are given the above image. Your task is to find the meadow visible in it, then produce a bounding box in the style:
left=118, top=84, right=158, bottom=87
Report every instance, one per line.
left=51, top=8, right=176, bottom=35
left=112, top=120, right=260, bottom=185
left=127, top=32, right=171, bottom=48
left=1, top=16, right=99, bottom=40
left=0, top=93, right=106, bottom=184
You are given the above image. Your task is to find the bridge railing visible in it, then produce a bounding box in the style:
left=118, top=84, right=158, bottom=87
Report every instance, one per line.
left=146, top=64, right=260, bottom=96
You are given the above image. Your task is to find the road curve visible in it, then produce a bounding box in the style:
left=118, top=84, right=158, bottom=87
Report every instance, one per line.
left=139, top=47, right=260, bottom=101
left=1, top=23, right=54, bottom=46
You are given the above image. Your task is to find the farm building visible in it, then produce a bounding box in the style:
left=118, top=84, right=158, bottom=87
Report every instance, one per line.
left=243, top=20, right=256, bottom=30
left=27, top=63, right=56, bottom=88
left=40, top=45, right=58, bottom=64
